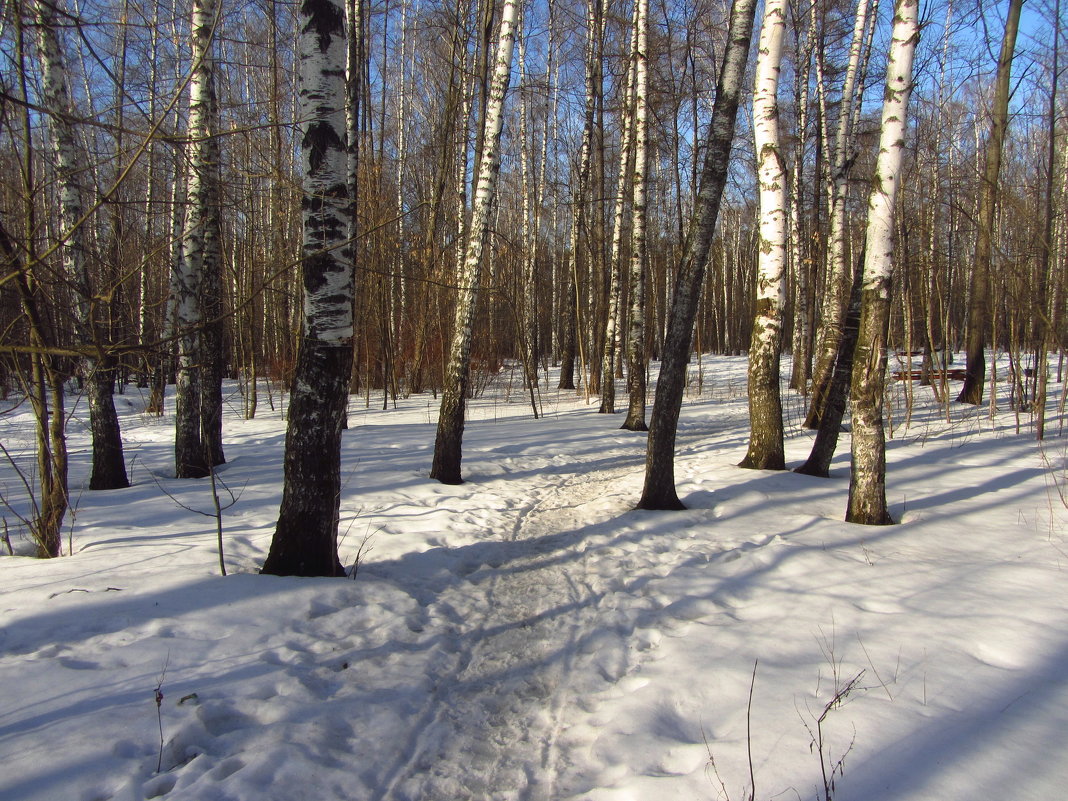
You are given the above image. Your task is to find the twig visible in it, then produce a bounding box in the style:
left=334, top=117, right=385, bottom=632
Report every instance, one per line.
left=812, top=671, right=864, bottom=801
left=856, top=633, right=893, bottom=701
left=145, top=465, right=245, bottom=577
left=701, top=722, right=733, bottom=801
left=747, top=659, right=758, bottom=801
left=154, top=654, right=170, bottom=773
left=207, top=463, right=226, bottom=576
left=350, top=530, right=376, bottom=579
left=0, top=439, right=41, bottom=532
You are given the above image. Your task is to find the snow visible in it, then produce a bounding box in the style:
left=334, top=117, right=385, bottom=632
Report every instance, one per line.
left=2, top=356, right=1067, bottom=801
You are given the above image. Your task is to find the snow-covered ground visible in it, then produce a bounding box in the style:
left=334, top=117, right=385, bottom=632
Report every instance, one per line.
left=2, top=356, right=1067, bottom=801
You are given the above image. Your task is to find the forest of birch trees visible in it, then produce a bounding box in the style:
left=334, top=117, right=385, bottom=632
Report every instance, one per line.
left=1, top=0, right=1065, bottom=567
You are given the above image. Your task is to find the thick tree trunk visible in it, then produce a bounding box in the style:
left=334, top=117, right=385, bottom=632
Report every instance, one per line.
left=263, top=344, right=352, bottom=576
left=431, top=0, right=518, bottom=484
left=262, top=0, right=355, bottom=577
left=958, top=0, right=1023, bottom=405
left=637, top=0, right=758, bottom=510
left=86, top=367, right=128, bottom=489
left=846, top=0, right=919, bottom=526
left=739, top=0, right=788, bottom=471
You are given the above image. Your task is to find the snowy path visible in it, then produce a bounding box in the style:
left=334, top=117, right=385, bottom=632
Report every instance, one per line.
left=370, top=457, right=652, bottom=800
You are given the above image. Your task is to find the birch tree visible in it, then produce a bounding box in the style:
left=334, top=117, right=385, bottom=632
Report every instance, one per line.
left=739, top=0, right=788, bottom=471
left=805, top=0, right=875, bottom=429
left=175, top=0, right=226, bottom=478
left=958, top=0, right=1024, bottom=405
left=261, top=0, right=355, bottom=576
left=637, top=0, right=758, bottom=510
left=788, top=2, right=817, bottom=393
left=31, top=0, right=129, bottom=490
left=558, top=0, right=602, bottom=392
left=1035, top=0, right=1061, bottom=439
left=430, top=0, right=518, bottom=484
left=599, top=4, right=639, bottom=416
left=621, top=0, right=649, bottom=432
left=847, top=0, right=919, bottom=525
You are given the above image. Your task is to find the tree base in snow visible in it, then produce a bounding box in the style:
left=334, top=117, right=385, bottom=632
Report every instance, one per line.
left=261, top=341, right=351, bottom=578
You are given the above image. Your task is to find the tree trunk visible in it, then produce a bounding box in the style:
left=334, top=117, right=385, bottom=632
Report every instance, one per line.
left=0, top=215, right=68, bottom=557
left=431, top=0, right=518, bottom=484
left=262, top=0, right=355, bottom=577
left=796, top=249, right=863, bottom=477
left=599, top=7, right=639, bottom=415
left=805, top=0, right=874, bottom=429
left=739, top=0, right=788, bottom=471
left=1035, top=0, right=1060, bottom=439
left=558, top=0, right=600, bottom=392
left=637, top=0, right=758, bottom=510
left=175, top=0, right=223, bottom=478
left=621, top=0, right=650, bottom=432
left=846, top=0, right=919, bottom=526
left=958, top=0, right=1023, bottom=405
left=32, top=0, right=129, bottom=490
left=788, top=2, right=817, bottom=394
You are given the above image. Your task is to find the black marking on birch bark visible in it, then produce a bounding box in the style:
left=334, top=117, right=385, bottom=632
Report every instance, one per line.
left=302, top=0, right=344, bottom=52
left=304, top=121, right=343, bottom=176
left=303, top=251, right=339, bottom=292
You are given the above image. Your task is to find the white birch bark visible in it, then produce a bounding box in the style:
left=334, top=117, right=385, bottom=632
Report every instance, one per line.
left=806, top=0, right=874, bottom=428
left=622, top=0, right=649, bottom=431
left=394, top=0, right=410, bottom=385
left=431, top=0, right=519, bottom=484
left=547, top=11, right=561, bottom=365
left=739, top=0, right=788, bottom=471
left=262, top=0, right=355, bottom=576
left=139, top=7, right=162, bottom=357
left=599, top=5, right=639, bottom=415
left=846, top=0, right=919, bottom=525
left=175, top=0, right=226, bottom=478
left=517, top=11, right=540, bottom=411
left=789, top=3, right=816, bottom=392
left=531, top=11, right=552, bottom=380
left=31, top=0, right=90, bottom=340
